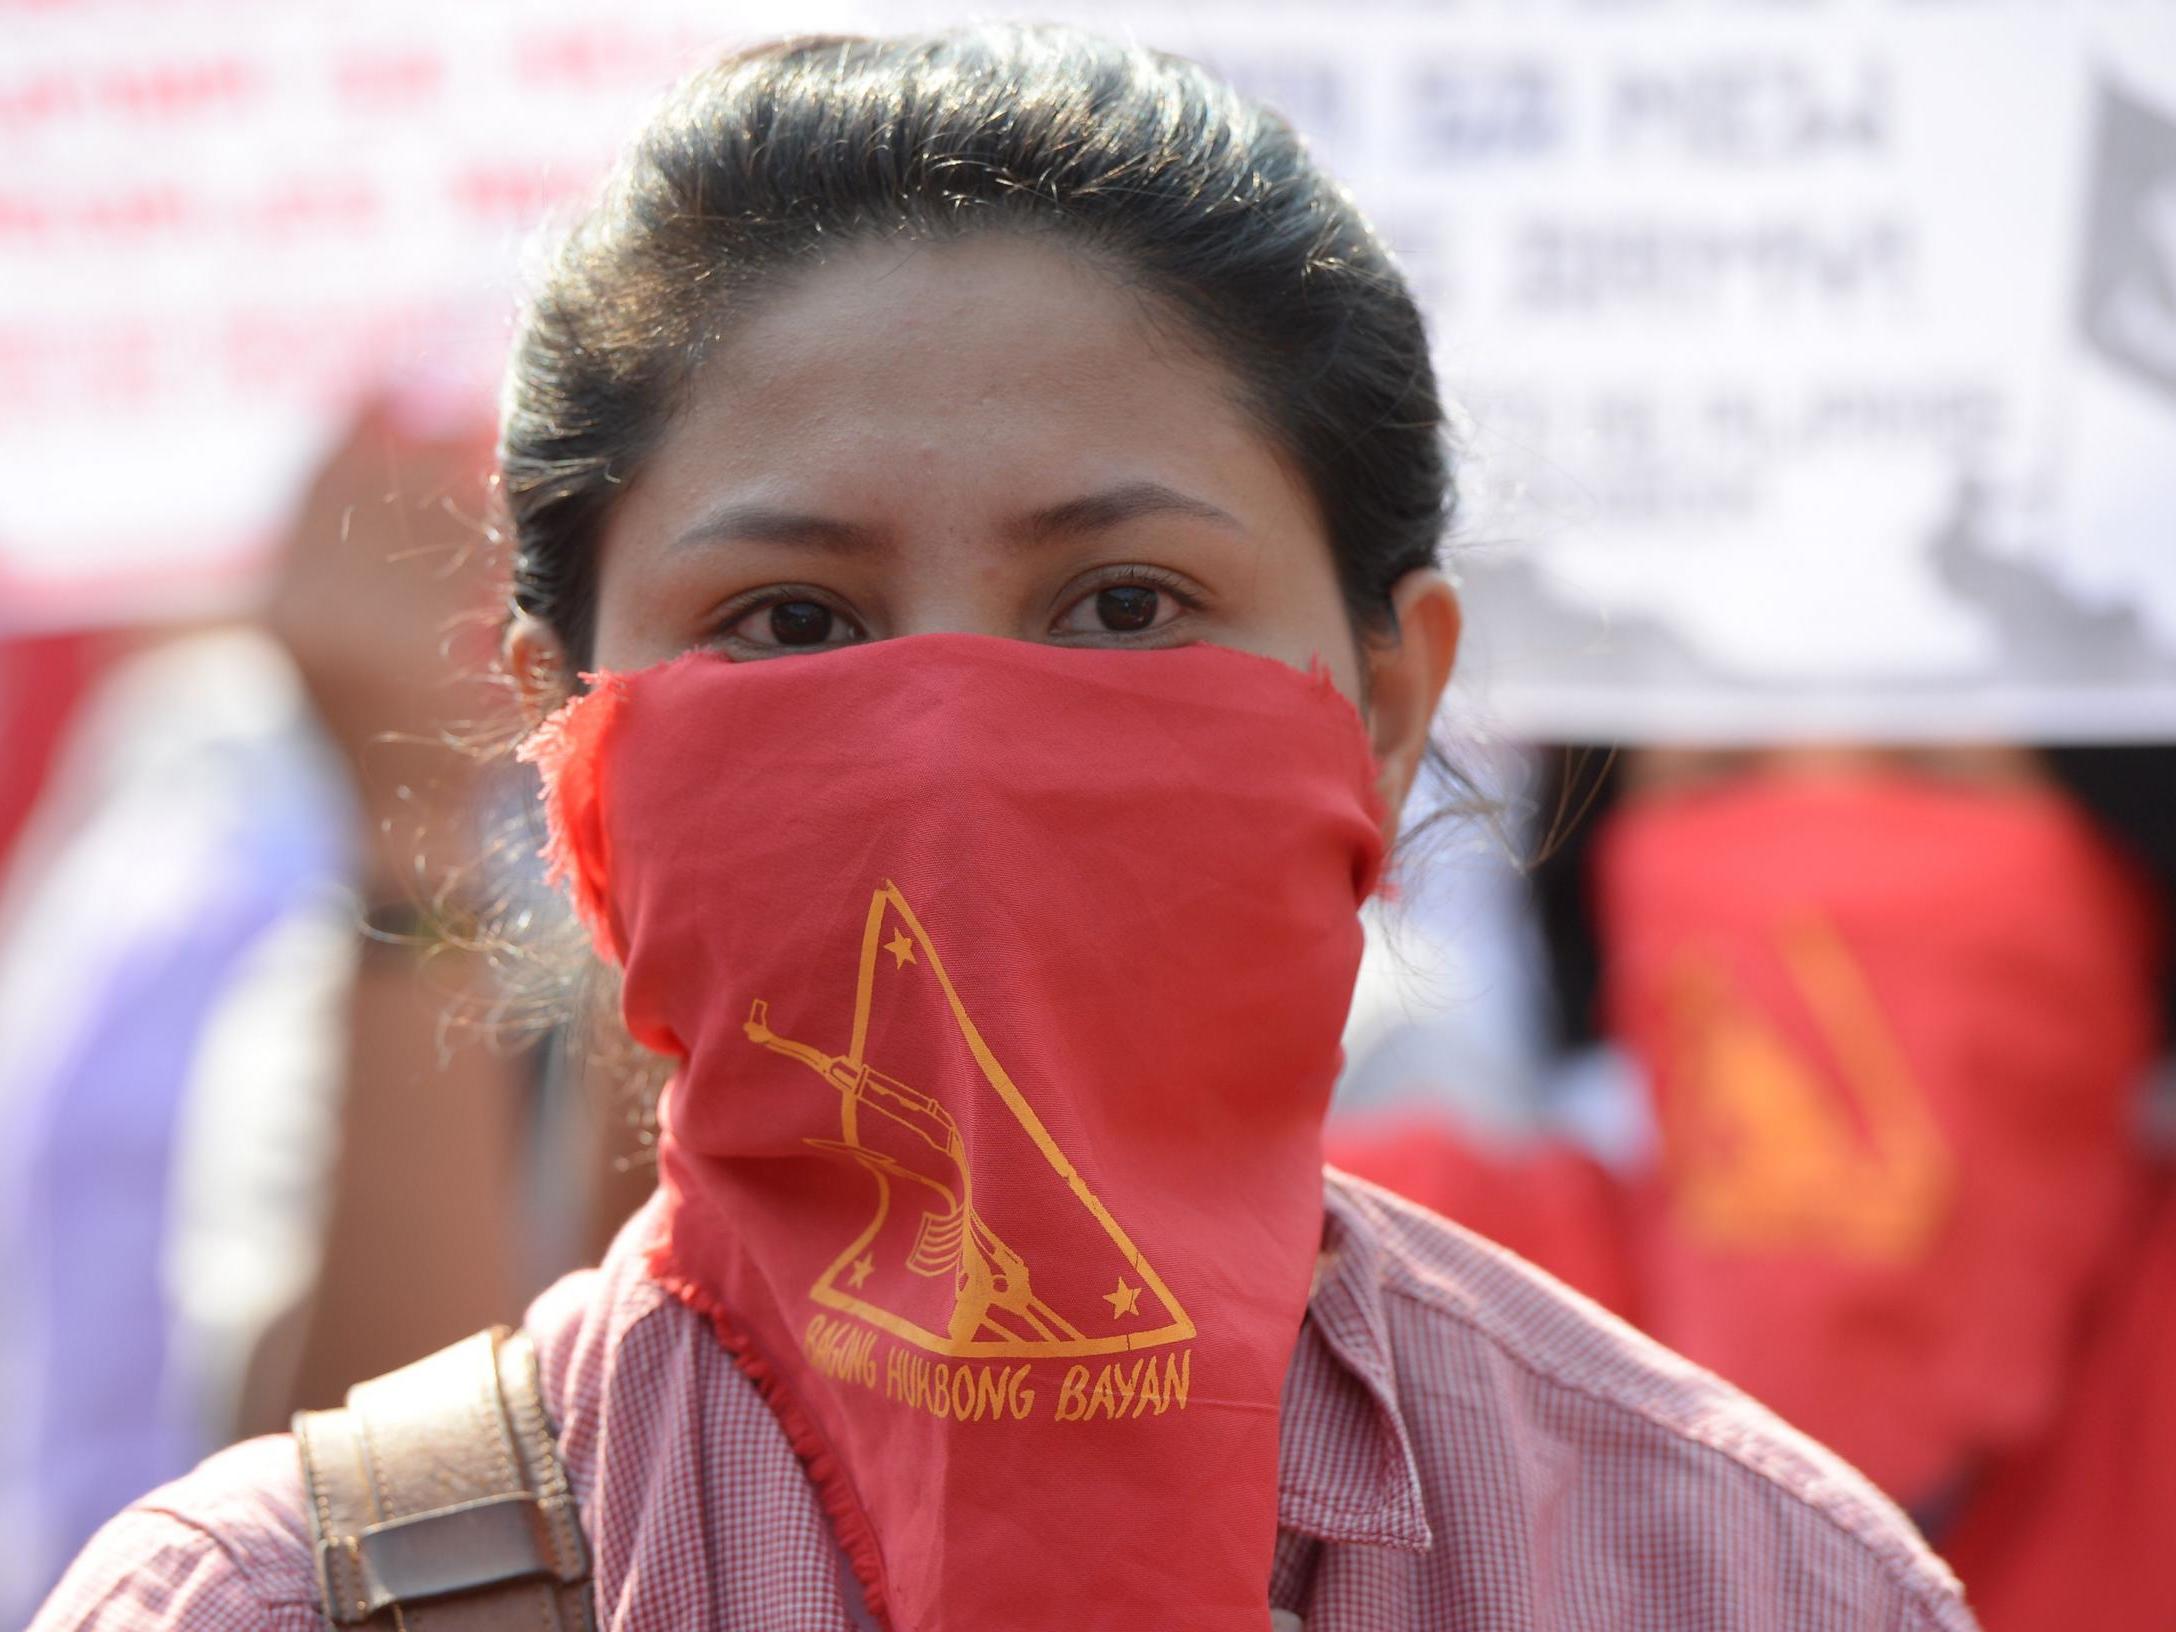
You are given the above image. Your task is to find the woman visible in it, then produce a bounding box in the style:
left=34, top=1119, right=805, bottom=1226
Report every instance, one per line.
left=36, top=28, right=1973, bottom=1632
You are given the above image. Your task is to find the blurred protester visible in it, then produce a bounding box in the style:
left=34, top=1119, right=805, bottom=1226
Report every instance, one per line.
left=0, top=620, right=352, bottom=1625
left=235, top=401, right=654, bottom=1409
left=253, top=401, right=535, bottom=1411
left=0, top=403, right=646, bottom=1622
left=1333, top=743, right=2176, bottom=1629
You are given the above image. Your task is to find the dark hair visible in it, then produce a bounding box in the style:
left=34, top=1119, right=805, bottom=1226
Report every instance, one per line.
left=501, top=24, right=1452, bottom=668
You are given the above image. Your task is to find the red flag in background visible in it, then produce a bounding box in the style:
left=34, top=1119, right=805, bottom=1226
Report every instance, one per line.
left=1594, top=777, right=2162, bottom=1505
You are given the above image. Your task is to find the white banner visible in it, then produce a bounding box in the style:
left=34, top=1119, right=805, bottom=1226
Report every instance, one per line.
left=5, top=0, right=2174, bottom=739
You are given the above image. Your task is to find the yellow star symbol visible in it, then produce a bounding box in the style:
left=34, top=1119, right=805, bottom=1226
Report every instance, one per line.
left=847, top=1254, right=876, bottom=1288
left=1104, top=1277, right=1142, bottom=1319
left=885, top=930, right=917, bottom=969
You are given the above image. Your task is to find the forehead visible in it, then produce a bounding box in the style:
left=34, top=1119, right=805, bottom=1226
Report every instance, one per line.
left=616, top=232, right=1313, bottom=531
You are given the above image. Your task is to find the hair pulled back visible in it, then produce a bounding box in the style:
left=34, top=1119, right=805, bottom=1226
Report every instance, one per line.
left=501, top=25, right=1453, bottom=666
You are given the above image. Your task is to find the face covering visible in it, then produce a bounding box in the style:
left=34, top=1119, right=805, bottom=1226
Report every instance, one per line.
left=1594, top=774, right=2162, bottom=1505
left=525, top=634, right=1383, bottom=1632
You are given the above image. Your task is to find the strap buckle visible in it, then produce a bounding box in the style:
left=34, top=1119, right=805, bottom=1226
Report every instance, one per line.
left=315, top=1491, right=583, bottom=1623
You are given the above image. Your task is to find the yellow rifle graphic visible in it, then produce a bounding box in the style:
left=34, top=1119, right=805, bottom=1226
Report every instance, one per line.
left=745, top=997, right=1087, bottom=1348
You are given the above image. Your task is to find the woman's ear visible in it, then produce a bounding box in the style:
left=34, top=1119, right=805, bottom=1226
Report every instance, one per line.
left=504, top=610, right=575, bottom=729
left=1363, top=569, right=1461, bottom=839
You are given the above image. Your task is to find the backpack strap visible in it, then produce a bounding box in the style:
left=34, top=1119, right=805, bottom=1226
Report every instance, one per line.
left=294, top=1326, right=595, bottom=1631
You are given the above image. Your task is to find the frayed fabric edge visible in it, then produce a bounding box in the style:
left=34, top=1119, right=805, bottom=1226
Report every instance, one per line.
left=644, top=1239, right=897, bottom=1632
left=516, top=671, right=630, bottom=965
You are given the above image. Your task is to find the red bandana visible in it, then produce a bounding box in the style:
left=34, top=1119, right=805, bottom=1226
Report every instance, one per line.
left=526, top=635, right=1382, bottom=1631
left=1594, top=776, right=2161, bottom=1502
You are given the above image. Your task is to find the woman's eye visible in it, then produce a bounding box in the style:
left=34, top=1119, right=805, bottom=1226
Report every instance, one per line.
left=714, top=594, right=863, bottom=654
left=1054, top=578, right=1191, bottom=638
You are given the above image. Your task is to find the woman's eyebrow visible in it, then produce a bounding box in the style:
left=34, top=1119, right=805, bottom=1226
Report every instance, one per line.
left=669, top=481, right=1240, bottom=556
left=670, top=502, right=881, bottom=555
left=1015, top=481, right=1244, bottom=543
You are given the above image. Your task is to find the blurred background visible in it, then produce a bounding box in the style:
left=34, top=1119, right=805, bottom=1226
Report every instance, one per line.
left=4, top=2, right=2173, bottom=1628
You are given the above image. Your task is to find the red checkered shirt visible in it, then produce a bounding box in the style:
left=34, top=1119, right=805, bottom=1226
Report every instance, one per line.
left=34, top=1172, right=1975, bottom=1630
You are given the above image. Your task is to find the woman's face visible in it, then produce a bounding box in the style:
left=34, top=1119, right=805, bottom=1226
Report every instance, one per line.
left=517, top=233, right=1458, bottom=827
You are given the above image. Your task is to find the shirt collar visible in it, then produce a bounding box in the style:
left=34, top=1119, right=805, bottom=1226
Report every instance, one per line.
left=1275, top=1177, right=1434, bottom=1553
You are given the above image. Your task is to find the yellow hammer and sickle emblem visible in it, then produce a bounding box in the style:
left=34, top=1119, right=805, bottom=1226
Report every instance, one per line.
left=1662, top=916, right=1955, bottom=1264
